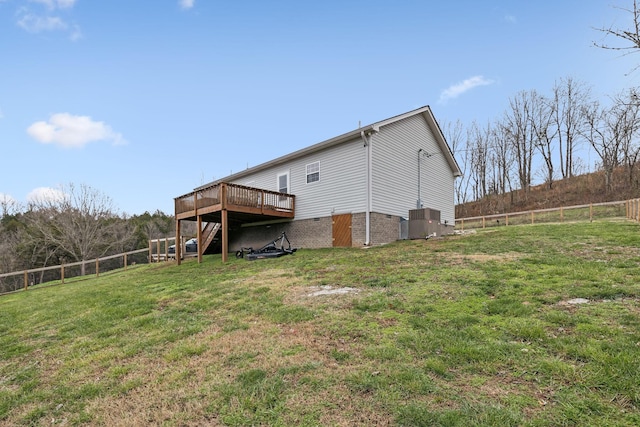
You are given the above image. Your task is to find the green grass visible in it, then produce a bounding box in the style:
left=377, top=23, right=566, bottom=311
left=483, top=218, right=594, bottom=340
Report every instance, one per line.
left=1, top=221, right=640, bottom=425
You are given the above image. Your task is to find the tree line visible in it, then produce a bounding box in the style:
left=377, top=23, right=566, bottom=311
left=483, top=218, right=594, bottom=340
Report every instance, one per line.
left=449, top=1, right=640, bottom=210
left=0, top=184, right=179, bottom=276
left=446, top=77, right=640, bottom=208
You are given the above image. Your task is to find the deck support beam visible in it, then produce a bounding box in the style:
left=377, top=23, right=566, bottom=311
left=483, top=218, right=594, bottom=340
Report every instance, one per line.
left=197, top=215, right=203, bottom=263
left=175, top=218, right=182, bottom=266
left=221, top=209, right=228, bottom=263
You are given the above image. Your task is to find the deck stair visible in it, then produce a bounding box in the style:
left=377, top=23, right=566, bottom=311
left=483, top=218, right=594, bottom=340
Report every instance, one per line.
left=201, top=222, right=221, bottom=254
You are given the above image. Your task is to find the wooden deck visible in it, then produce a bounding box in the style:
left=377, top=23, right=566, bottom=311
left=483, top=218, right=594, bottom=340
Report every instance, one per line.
left=175, top=182, right=295, bottom=222
left=174, top=182, right=295, bottom=263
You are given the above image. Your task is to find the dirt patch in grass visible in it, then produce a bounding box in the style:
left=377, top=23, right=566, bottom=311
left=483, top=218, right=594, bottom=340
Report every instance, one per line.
left=284, top=285, right=365, bottom=308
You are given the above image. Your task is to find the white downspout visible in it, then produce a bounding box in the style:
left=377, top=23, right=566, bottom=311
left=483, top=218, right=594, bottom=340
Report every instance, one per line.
left=361, top=130, right=374, bottom=246
left=417, top=149, right=423, bottom=209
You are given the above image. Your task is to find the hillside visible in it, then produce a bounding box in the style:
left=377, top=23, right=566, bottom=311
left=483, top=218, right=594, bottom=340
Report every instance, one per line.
left=1, top=222, right=640, bottom=426
left=456, top=167, right=640, bottom=218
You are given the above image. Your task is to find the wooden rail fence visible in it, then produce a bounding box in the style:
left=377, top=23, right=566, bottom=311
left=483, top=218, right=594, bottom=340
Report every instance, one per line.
left=0, top=237, right=179, bottom=296
left=455, top=199, right=637, bottom=230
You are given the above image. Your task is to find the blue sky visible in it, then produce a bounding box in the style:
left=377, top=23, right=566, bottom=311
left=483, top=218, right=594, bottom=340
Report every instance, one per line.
left=1, top=0, right=638, bottom=215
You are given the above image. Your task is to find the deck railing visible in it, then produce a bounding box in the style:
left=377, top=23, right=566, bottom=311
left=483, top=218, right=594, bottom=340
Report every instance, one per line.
left=175, top=182, right=295, bottom=218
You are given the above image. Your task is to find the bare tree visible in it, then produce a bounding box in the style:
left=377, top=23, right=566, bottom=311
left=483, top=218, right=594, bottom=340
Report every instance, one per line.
left=442, top=119, right=470, bottom=206
left=594, top=0, right=640, bottom=73
left=551, top=77, right=591, bottom=178
left=502, top=91, right=536, bottom=194
left=529, top=90, right=558, bottom=189
left=580, top=95, right=639, bottom=192
left=25, top=183, right=135, bottom=275
left=614, top=90, right=640, bottom=186
left=0, top=199, right=24, bottom=275
left=468, top=121, right=491, bottom=201
left=0, top=195, right=20, bottom=219
left=491, top=120, right=514, bottom=196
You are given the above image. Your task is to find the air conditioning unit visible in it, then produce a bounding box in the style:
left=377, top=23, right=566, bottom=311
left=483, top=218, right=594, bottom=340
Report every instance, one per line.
left=408, top=208, right=441, bottom=239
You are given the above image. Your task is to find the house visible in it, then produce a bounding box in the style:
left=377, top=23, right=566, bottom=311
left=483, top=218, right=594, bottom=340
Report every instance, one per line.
left=174, top=105, right=462, bottom=263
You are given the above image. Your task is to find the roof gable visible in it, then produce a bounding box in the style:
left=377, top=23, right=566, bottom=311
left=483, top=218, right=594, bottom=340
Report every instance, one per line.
left=197, top=105, right=461, bottom=190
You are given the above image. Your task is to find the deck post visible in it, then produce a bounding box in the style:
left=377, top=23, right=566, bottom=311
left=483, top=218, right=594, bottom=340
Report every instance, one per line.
left=176, top=219, right=182, bottom=266
left=221, top=183, right=228, bottom=262
left=221, top=209, right=228, bottom=263
left=197, top=215, right=203, bottom=264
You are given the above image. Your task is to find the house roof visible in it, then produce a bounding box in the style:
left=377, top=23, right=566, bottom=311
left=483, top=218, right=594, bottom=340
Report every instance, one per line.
left=197, top=105, right=462, bottom=191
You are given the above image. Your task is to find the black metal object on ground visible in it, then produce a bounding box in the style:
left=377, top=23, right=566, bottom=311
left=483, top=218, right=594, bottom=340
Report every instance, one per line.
left=235, top=232, right=297, bottom=261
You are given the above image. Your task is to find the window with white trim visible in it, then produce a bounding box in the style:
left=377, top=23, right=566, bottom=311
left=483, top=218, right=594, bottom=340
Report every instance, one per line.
left=306, top=161, right=320, bottom=184
left=277, top=172, right=289, bottom=194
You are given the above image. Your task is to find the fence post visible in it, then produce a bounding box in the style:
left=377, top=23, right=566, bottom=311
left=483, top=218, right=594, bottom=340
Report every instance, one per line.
left=124, top=253, right=128, bottom=270
left=24, top=271, right=28, bottom=291
left=96, top=259, right=100, bottom=277
left=505, top=214, right=509, bottom=226
left=560, top=206, right=564, bottom=222
left=482, top=217, right=485, bottom=228
left=61, top=264, right=65, bottom=284
left=148, top=240, right=153, bottom=263
left=164, top=238, right=169, bottom=261
left=626, top=200, right=629, bottom=219
left=531, top=211, right=534, bottom=225
left=590, top=203, right=593, bottom=222
left=461, top=218, right=464, bottom=231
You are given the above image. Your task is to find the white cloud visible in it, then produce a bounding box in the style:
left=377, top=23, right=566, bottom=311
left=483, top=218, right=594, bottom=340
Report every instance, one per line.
left=27, top=113, right=127, bottom=149
left=504, top=14, right=517, bottom=24
left=179, top=0, right=194, bottom=9
left=16, top=1, right=80, bottom=39
left=439, top=75, right=495, bottom=103
left=26, top=187, right=68, bottom=204
left=17, top=12, right=67, bottom=32
left=29, top=0, right=76, bottom=9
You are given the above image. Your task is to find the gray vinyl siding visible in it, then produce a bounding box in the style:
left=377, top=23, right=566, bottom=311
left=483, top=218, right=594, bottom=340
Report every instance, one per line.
left=371, top=114, right=456, bottom=224
left=232, top=136, right=368, bottom=220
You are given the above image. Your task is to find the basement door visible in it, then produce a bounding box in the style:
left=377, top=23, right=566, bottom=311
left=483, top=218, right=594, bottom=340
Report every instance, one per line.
left=332, top=213, right=352, bottom=247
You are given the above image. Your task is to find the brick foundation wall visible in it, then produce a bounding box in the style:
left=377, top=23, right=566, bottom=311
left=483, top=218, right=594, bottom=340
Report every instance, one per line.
left=229, top=217, right=333, bottom=251
left=369, top=212, right=402, bottom=245
left=228, top=211, right=405, bottom=252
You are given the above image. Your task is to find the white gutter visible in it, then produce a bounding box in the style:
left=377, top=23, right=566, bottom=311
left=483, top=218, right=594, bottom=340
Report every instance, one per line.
left=361, top=129, right=376, bottom=246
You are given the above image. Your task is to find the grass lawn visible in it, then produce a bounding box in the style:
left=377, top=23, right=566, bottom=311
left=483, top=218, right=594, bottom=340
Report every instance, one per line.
left=1, top=221, right=640, bottom=426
